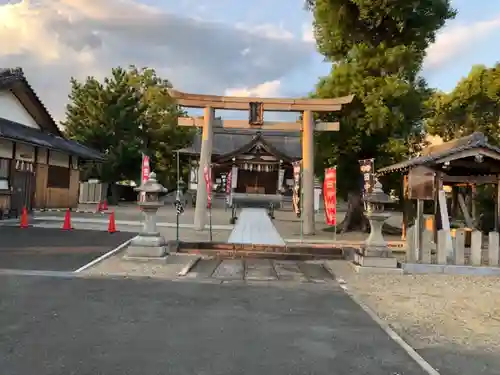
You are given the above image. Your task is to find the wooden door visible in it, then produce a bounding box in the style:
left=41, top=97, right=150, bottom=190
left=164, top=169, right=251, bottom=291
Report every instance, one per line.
left=11, top=169, right=35, bottom=214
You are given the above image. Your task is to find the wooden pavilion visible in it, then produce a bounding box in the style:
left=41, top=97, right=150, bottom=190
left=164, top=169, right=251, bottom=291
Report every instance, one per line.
left=377, top=132, right=500, bottom=240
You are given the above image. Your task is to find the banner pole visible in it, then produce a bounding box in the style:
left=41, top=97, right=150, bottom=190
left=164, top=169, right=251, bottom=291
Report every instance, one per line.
left=334, top=165, right=337, bottom=243
left=300, top=164, right=303, bottom=244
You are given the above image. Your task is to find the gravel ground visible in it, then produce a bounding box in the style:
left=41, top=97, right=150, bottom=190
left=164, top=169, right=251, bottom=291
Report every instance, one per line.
left=326, top=260, right=500, bottom=374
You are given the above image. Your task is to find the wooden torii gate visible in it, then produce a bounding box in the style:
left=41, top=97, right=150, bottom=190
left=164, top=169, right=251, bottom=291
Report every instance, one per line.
left=170, top=90, right=354, bottom=234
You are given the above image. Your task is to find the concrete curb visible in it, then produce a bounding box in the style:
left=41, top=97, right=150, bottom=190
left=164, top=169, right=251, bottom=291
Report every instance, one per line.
left=177, top=256, right=201, bottom=276
left=74, top=236, right=137, bottom=273
left=403, top=262, right=500, bottom=276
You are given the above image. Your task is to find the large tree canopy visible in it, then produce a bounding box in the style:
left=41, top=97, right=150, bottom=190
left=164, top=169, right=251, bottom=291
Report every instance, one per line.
left=425, top=63, right=500, bottom=143
left=306, top=0, right=456, bottom=232
left=62, top=66, right=193, bottom=188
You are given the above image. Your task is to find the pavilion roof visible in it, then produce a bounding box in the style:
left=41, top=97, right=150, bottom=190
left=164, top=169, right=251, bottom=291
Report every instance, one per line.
left=378, top=132, right=500, bottom=175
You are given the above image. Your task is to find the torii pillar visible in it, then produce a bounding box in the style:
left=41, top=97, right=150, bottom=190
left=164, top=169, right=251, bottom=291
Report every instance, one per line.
left=302, top=110, right=315, bottom=235
left=193, top=106, right=214, bottom=230
left=170, top=89, right=354, bottom=234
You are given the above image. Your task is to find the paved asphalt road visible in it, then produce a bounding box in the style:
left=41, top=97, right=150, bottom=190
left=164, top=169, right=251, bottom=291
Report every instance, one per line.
left=0, top=275, right=428, bottom=375
left=0, top=227, right=134, bottom=271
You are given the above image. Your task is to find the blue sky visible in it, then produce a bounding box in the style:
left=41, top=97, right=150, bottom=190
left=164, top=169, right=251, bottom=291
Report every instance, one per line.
left=156, top=0, right=500, bottom=94
left=0, top=0, right=499, bottom=119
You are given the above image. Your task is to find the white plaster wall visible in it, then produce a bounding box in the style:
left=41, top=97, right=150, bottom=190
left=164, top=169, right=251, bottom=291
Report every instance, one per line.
left=49, top=150, right=69, bottom=167
left=37, top=148, right=48, bottom=164
left=0, top=139, right=13, bottom=159
left=15, top=143, right=35, bottom=162
left=0, top=91, right=40, bottom=129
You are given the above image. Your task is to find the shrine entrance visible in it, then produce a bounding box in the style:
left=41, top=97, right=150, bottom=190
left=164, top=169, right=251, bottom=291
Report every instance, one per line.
left=171, top=89, right=354, bottom=234
left=236, top=169, right=278, bottom=195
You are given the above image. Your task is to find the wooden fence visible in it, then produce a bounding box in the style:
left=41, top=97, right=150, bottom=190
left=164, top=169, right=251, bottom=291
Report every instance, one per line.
left=406, top=226, right=500, bottom=267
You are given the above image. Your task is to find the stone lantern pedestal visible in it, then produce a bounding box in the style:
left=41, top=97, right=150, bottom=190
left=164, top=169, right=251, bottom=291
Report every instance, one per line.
left=353, top=180, right=401, bottom=273
left=125, top=172, right=168, bottom=259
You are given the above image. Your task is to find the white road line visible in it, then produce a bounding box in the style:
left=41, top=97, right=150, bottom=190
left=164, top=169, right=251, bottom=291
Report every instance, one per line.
left=337, top=278, right=440, bottom=375
left=35, top=216, right=233, bottom=230
left=74, top=236, right=137, bottom=273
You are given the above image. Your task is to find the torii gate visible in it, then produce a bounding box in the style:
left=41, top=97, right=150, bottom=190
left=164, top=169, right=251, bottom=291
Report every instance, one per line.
left=170, top=90, right=354, bottom=235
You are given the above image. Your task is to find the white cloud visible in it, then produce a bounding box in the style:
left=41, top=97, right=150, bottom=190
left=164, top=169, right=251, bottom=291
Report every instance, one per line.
left=302, top=23, right=315, bottom=43
left=425, top=15, right=500, bottom=70
left=224, top=80, right=281, bottom=97
left=0, top=0, right=313, bottom=120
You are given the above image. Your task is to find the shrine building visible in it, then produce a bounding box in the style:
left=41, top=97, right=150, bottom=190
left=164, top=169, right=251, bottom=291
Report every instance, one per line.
left=178, top=122, right=301, bottom=196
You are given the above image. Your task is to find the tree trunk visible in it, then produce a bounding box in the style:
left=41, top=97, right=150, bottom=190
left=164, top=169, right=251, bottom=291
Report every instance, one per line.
left=336, top=191, right=403, bottom=235
left=337, top=192, right=370, bottom=233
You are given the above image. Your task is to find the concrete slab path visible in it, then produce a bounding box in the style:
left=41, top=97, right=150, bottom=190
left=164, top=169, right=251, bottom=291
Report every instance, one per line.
left=227, top=208, right=285, bottom=246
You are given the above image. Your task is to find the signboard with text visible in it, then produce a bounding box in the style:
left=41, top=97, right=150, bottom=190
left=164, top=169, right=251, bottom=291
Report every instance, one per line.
left=292, top=161, right=301, bottom=217
left=323, top=167, right=337, bottom=226
left=141, top=154, right=150, bottom=183
left=359, top=158, right=375, bottom=197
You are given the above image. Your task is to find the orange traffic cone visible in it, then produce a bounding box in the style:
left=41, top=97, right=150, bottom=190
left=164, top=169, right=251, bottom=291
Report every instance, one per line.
left=108, top=210, right=116, bottom=233
left=62, top=209, right=72, bottom=230
left=20, top=207, right=29, bottom=228
left=96, top=201, right=102, bottom=212
left=102, top=200, right=108, bottom=211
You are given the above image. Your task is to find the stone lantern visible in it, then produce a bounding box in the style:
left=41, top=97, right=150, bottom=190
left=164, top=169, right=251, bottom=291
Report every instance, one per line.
left=354, top=179, right=399, bottom=271
left=125, top=172, right=168, bottom=259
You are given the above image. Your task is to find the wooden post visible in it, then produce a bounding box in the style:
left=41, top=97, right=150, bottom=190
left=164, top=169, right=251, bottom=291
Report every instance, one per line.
left=471, top=184, right=478, bottom=228
left=415, top=199, right=424, bottom=261
left=451, top=185, right=458, bottom=218
left=433, top=172, right=443, bottom=244
left=401, top=174, right=408, bottom=240
left=496, top=177, right=500, bottom=232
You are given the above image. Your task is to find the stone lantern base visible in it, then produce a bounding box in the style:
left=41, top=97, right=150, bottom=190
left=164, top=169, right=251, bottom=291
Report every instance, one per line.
left=125, top=234, right=167, bottom=259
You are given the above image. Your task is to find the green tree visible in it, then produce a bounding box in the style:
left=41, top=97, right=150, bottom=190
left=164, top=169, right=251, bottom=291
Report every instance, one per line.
left=62, top=66, right=193, bottom=200
left=425, top=63, right=500, bottom=143
left=306, top=0, right=456, bottom=232
left=127, top=66, right=193, bottom=187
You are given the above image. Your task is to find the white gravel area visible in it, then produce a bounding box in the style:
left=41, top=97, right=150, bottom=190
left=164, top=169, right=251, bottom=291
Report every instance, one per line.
left=326, top=260, right=500, bottom=350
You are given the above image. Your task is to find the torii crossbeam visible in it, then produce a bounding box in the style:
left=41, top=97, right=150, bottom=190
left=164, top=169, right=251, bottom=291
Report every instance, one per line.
left=170, top=89, right=354, bottom=234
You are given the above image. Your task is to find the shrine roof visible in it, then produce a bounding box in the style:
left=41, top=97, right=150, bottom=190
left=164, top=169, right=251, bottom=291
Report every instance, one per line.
left=377, top=132, right=500, bottom=175
left=178, top=127, right=302, bottom=160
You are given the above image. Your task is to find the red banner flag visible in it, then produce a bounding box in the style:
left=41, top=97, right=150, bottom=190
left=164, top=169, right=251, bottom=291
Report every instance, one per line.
left=139, top=154, right=150, bottom=203
left=323, top=167, right=337, bottom=226
left=203, top=165, right=212, bottom=208
left=141, top=154, right=150, bottom=183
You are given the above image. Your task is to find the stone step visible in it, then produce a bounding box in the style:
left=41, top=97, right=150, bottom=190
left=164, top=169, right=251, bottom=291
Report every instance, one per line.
left=212, top=259, right=245, bottom=280
left=185, top=258, right=221, bottom=279
left=244, top=259, right=277, bottom=281
left=297, top=262, right=334, bottom=283
left=273, top=261, right=308, bottom=282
